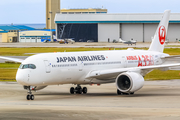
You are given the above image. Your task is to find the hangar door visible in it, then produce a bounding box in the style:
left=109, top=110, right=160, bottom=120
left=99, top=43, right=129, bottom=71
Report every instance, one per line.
left=144, top=23, right=158, bottom=42
left=98, top=23, right=119, bottom=42
left=57, top=24, right=98, bottom=42
left=0, top=34, right=2, bottom=42
left=121, top=23, right=143, bottom=42
left=167, top=23, right=180, bottom=42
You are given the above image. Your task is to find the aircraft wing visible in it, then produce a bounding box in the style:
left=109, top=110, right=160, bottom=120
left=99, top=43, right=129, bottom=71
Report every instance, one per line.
left=161, top=55, right=180, bottom=59
left=0, top=56, right=24, bottom=63
left=161, top=55, right=180, bottom=70
left=86, top=63, right=180, bottom=80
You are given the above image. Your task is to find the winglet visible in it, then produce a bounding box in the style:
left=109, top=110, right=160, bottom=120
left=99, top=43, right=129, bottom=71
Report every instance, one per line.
left=148, top=10, right=171, bottom=53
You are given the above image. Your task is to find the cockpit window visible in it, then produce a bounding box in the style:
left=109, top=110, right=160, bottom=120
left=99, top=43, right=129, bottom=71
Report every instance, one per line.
left=23, top=64, right=29, bottom=69
left=19, top=64, right=36, bottom=69
left=29, top=64, right=36, bottom=69
left=19, top=64, right=23, bottom=69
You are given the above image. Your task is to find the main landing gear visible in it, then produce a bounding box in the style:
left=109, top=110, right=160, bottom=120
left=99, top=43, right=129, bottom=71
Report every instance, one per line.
left=70, top=85, right=87, bottom=94
left=117, top=89, right=134, bottom=95
left=26, top=86, right=34, bottom=100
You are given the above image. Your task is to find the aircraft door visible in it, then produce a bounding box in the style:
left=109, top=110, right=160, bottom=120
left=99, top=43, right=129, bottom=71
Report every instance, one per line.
left=79, top=61, right=84, bottom=71
left=122, top=56, right=127, bottom=68
left=44, top=60, right=51, bottom=73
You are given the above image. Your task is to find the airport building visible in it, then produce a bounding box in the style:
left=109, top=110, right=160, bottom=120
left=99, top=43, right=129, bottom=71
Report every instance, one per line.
left=46, top=0, right=60, bottom=29
left=61, top=8, right=107, bottom=14
left=46, top=0, right=107, bottom=29
left=19, top=29, right=55, bottom=43
left=0, top=25, right=34, bottom=43
left=55, top=13, right=180, bottom=42
left=0, top=25, right=56, bottom=43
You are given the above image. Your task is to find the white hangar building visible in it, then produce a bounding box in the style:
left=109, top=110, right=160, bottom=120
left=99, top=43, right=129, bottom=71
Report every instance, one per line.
left=54, top=13, right=180, bottom=42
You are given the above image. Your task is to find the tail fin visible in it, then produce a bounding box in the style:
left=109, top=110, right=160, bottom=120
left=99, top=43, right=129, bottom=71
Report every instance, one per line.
left=148, top=10, right=171, bottom=53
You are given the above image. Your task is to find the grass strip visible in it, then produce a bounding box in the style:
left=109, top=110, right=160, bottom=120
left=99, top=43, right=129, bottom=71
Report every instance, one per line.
left=0, top=47, right=125, bottom=56
left=145, top=70, right=180, bottom=80
left=0, top=69, right=17, bottom=80
left=0, top=47, right=179, bottom=56
left=0, top=63, right=20, bottom=68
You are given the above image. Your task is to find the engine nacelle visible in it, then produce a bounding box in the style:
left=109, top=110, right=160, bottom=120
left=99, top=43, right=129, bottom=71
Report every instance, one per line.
left=116, top=72, right=144, bottom=93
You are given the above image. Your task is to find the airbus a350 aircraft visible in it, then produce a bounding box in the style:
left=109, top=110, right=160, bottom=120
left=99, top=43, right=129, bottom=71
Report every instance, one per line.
left=1, top=10, right=180, bottom=100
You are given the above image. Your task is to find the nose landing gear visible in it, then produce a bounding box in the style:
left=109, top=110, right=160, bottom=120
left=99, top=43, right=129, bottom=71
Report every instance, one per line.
left=70, top=85, right=87, bottom=94
left=26, top=86, right=34, bottom=100
left=27, top=94, right=34, bottom=100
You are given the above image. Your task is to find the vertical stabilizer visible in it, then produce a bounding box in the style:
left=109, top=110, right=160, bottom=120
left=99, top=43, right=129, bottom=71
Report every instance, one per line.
left=148, top=10, right=171, bottom=52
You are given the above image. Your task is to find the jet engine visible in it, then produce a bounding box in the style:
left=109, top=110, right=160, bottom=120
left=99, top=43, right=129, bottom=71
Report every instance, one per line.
left=115, top=72, right=144, bottom=93
left=24, top=86, right=47, bottom=91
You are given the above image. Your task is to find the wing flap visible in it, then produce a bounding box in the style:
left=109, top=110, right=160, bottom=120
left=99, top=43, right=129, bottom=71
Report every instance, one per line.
left=86, top=63, right=180, bottom=79
left=161, top=55, right=180, bottom=58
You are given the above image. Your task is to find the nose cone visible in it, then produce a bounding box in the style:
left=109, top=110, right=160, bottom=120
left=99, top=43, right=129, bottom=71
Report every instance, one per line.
left=16, top=69, right=27, bottom=85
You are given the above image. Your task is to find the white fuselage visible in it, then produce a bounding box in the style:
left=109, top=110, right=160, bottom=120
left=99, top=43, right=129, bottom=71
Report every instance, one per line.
left=16, top=49, right=168, bottom=86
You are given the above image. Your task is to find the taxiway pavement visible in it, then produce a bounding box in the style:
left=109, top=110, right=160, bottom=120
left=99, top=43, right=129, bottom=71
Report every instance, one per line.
left=0, top=80, right=180, bottom=120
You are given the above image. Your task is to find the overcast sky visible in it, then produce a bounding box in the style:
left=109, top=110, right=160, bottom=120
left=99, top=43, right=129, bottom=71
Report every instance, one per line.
left=0, top=0, right=179, bottom=24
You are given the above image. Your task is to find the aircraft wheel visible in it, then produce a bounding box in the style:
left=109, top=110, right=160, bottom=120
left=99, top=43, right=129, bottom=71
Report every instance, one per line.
left=130, top=92, right=134, bottom=95
left=70, top=87, right=75, bottom=94
left=82, top=87, right=87, bottom=94
left=117, top=89, right=122, bottom=95
left=75, top=85, right=82, bottom=94
left=75, top=87, right=78, bottom=94
left=78, top=88, right=82, bottom=94
left=26, top=95, right=30, bottom=100
left=30, top=95, right=34, bottom=100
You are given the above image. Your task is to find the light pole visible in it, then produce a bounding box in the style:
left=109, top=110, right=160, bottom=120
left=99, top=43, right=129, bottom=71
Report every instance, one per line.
left=49, top=11, right=53, bottom=42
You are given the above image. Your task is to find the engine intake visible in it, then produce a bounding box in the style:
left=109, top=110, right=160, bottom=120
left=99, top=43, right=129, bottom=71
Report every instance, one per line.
left=116, top=72, right=144, bottom=93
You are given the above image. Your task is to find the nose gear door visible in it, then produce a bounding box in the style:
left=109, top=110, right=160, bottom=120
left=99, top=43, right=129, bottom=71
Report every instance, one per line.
left=44, top=60, right=51, bottom=73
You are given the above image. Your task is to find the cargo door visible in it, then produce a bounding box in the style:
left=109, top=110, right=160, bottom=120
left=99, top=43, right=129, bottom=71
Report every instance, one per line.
left=44, top=60, right=51, bottom=73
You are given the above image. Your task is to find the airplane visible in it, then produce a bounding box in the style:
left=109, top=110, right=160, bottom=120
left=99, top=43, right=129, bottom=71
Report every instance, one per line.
left=1, top=10, right=180, bottom=101
left=123, top=40, right=137, bottom=45
left=113, top=38, right=137, bottom=45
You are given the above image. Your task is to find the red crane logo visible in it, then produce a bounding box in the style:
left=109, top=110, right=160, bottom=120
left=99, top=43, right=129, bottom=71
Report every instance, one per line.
left=158, top=25, right=166, bottom=45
